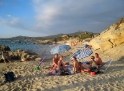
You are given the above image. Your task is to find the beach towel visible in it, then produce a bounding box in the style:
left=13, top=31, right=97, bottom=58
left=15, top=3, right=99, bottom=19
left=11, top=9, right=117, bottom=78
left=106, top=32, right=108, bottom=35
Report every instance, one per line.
left=46, top=66, right=73, bottom=76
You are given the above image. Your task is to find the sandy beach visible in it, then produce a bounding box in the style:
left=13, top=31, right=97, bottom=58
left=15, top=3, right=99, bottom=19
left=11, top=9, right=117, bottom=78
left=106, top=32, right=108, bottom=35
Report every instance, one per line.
left=0, top=53, right=124, bottom=91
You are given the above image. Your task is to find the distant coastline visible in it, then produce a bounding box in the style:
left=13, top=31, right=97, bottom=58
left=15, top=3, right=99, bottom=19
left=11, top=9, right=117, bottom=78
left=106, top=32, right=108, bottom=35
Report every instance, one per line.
left=0, top=31, right=99, bottom=45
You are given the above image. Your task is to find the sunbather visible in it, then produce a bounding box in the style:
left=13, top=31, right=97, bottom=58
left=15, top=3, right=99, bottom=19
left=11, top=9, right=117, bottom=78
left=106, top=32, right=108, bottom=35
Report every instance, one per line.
left=57, top=56, right=66, bottom=74
left=52, top=54, right=59, bottom=67
left=90, top=56, right=99, bottom=70
left=72, top=57, right=80, bottom=73
left=95, top=53, right=103, bottom=65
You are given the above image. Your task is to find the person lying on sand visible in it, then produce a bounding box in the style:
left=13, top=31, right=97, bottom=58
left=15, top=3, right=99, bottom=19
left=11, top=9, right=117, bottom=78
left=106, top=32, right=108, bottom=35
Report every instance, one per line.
left=95, top=53, right=103, bottom=65
left=72, top=57, right=80, bottom=73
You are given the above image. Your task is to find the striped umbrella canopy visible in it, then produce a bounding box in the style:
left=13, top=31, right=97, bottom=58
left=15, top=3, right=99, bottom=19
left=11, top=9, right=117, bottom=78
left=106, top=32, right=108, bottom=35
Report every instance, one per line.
left=50, top=44, right=71, bottom=54
left=70, top=49, right=93, bottom=61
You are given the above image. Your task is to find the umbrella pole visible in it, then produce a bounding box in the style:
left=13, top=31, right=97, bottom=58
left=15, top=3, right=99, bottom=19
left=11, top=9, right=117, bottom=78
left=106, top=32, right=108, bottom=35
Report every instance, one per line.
left=35, top=56, right=46, bottom=70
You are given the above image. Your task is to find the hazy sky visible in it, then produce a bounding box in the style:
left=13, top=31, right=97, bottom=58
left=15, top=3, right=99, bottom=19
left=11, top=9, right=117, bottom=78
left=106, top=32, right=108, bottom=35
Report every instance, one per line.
left=0, top=0, right=124, bottom=38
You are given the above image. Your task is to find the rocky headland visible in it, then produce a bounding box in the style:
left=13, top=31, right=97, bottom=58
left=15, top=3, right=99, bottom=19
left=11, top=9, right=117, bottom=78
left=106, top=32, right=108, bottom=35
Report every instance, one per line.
left=89, top=18, right=124, bottom=61
left=0, top=45, right=42, bottom=62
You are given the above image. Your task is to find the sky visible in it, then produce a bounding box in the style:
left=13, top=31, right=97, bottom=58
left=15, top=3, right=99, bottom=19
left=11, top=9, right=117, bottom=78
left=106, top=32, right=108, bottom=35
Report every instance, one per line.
left=0, top=0, right=124, bottom=38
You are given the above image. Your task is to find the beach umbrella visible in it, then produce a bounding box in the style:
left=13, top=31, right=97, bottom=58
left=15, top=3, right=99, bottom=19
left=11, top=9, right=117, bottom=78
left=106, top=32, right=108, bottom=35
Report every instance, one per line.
left=70, top=49, right=93, bottom=61
left=50, top=44, right=71, bottom=54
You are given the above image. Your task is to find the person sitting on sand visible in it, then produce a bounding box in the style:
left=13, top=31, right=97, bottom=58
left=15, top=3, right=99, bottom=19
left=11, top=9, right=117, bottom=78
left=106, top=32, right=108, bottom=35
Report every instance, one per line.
left=95, top=53, right=103, bottom=65
left=90, top=56, right=99, bottom=70
left=57, top=56, right=65, bottom=74
left=2, top=50, right=11, bottom=63
left=72, top=57, right=80, bottom=73
left=78, top=62, right=82, bottom=72
left=52, top=54, right=59, bottom=67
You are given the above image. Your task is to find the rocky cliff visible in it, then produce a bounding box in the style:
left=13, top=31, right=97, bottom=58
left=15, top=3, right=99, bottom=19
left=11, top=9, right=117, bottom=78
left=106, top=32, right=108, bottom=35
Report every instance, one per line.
left=89, top=18, right=124, bottom=52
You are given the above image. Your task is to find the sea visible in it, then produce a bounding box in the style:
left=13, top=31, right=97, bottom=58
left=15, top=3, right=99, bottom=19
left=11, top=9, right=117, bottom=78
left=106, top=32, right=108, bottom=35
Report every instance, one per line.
left=0, top=40, right=56, bottom=58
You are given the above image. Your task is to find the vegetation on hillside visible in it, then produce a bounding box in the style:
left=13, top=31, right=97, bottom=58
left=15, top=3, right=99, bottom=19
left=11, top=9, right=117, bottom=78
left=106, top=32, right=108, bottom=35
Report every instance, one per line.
left=0, top=31, right=98, bottom=43
left=53, top=32, right=93, bottom=42
left=78, top=33, right=93, bottom=40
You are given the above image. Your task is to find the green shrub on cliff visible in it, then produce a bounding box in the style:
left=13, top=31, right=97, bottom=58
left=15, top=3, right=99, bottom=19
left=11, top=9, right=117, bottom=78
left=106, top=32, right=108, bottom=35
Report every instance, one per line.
left=78, top=33, right=92, bottom=39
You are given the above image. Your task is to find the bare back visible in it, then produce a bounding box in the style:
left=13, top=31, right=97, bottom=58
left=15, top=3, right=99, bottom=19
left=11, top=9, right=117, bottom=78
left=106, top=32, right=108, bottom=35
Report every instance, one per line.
left=96, top=57, right=103, bottom=65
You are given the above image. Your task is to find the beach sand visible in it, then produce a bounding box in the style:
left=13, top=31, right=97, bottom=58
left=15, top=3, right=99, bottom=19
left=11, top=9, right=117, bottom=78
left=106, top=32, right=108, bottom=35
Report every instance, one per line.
left=0, top=54, right=124, bottom=91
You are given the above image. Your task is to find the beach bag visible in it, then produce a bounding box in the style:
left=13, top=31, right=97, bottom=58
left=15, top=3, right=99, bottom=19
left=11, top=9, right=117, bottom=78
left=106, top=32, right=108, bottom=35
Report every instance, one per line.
left=4, top=72, right=15, bottom=82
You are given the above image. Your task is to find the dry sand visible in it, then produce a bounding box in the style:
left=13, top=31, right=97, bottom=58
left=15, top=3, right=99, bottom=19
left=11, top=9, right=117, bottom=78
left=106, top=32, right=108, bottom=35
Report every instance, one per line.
left=0, top=54, right=124, bottom=91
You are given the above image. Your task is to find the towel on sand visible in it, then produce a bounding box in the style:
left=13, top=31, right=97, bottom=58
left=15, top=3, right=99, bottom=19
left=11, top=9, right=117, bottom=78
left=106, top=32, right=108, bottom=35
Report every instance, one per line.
left=46, top=66, right=73, bottom=76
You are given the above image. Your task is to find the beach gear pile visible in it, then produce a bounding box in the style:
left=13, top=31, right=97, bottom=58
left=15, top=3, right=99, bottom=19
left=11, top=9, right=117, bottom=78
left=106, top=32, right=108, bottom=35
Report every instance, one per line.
left=46, top=66, right=73, bottom=76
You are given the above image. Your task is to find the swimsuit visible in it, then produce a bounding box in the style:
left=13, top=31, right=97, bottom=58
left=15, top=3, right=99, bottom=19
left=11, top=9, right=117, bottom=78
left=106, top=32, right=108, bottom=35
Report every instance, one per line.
left=92, top=61, right=97, bottom=67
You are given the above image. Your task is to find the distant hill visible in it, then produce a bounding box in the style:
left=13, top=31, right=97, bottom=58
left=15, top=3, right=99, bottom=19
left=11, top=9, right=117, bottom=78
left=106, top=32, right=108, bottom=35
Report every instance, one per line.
left=38, top=34, right=64, bottom=39
left=12, top=35, right=28, bottom=38
left=35, top=31, right=95, bottom=39
left=0, top=35, right=30, bottom=40
left=0, top=31, right=99, bottom=40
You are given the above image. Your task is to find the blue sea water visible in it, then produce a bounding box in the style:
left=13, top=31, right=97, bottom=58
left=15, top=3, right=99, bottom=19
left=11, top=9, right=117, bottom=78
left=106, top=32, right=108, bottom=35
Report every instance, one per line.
left=0, top=40, right=55, bottom=57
